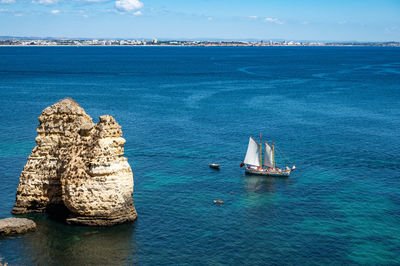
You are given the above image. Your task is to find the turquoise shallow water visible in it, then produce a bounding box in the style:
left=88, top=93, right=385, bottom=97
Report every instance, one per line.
left=0, top=46, right=399, bottom=265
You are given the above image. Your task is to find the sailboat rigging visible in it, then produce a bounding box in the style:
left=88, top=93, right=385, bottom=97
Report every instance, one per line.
left=241, top=134, right=295, bottom=177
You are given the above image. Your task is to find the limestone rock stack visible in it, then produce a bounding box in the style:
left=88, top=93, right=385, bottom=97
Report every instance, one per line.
left=12, top=98, right=137, bottom=226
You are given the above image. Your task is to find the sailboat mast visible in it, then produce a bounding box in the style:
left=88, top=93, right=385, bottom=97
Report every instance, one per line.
left=272, top=141, right=275, bottom=169
left=259, top=133, right=262, bottom=168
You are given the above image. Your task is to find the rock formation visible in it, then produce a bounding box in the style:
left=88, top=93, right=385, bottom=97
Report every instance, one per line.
left=12, top=98, right=137, bottom=226
left=0, top=218, right=36, bottom=236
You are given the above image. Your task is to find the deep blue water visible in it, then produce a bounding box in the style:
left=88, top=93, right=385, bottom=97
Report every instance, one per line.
left=0, top=46, right=399, bottom=265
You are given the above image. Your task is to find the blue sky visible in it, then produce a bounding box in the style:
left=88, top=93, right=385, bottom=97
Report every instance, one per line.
left=0, top=0, right=399, bottom=41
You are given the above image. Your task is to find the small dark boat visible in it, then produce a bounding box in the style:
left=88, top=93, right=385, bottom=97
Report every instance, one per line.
left=209, top=163, right=220, bottom=170
left=213, top=199, right=223, bottom=204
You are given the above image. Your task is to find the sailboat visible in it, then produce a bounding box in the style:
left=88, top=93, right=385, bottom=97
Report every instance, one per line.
left=240, top=134, right=295, bottom=177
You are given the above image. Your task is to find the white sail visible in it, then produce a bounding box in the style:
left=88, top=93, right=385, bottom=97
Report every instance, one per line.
left=263, top=142, right=274, bottom=168
left=244, top=137, right=261, bottom=167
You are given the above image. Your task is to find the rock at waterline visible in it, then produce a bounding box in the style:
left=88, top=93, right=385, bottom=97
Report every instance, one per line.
left=11, top=98, right=137, bottom=226
left=0, top=218, right=36, bottom=236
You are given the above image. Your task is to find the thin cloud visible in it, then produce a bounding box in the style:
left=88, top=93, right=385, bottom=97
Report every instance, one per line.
left=115, top=0, right=143, bottom=12
left=0, top=0, right=16, bottom=4
left=51, top=9, right=60, bottom=14
left=32, top=0, right=58, bottom=4
left=385, top=26, right=398, bottom=33
left=265, top=17, right=284, bottom=24
left=248, top=15, right=258, bottom=19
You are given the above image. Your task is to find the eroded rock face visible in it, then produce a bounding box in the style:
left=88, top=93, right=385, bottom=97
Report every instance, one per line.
left=12, top=98, right=137, bottom=226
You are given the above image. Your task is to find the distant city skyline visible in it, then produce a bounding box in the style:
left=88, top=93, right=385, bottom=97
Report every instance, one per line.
left=1, top=0, right=399, bottom=41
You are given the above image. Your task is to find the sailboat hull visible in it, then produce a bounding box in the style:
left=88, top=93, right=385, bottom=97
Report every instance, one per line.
left=245, top=167, right=291, bottom=177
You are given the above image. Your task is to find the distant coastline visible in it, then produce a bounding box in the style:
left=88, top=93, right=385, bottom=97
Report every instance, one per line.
left=0, top=38, right=399, bottom=47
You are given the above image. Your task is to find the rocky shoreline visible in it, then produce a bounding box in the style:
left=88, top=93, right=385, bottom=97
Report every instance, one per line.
left=0, top=218, right=36, bottom=236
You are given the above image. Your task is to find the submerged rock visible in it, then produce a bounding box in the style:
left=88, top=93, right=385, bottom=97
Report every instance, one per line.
left=0, top=218, right=37, bottom=236
left=12, top=98, right=137, bottom=226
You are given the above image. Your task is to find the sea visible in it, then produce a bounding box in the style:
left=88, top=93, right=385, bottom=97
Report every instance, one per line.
left=0, top=46, right=399, bottom=265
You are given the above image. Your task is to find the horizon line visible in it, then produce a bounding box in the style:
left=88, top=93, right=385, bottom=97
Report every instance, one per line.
left=1, top=36, right=399, bottom=43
